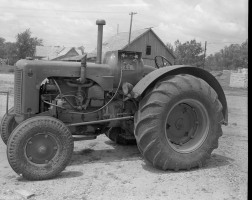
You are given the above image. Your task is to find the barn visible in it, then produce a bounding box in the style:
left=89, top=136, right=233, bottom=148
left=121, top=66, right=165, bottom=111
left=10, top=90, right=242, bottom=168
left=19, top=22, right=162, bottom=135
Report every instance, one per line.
left=89, top=28, right=175, bottom=66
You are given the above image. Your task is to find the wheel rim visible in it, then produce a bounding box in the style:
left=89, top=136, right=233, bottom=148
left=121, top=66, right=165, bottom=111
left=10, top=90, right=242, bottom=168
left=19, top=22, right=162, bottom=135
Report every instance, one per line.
left=165, top=99, right=209, bottom=153
left=25, top=132, right=59, bottom=164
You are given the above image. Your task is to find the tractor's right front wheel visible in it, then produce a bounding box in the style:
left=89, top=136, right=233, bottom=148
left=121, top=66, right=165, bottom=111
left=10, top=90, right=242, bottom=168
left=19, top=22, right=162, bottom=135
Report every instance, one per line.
left=7, top=116, right=74, bottom=180
left=134, top=75, right=224, bottom=171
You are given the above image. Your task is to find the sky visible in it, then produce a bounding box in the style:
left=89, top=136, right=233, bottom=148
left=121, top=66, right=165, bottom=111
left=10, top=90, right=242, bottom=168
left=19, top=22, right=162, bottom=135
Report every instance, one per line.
left=0, top=0, right=248, bottom=55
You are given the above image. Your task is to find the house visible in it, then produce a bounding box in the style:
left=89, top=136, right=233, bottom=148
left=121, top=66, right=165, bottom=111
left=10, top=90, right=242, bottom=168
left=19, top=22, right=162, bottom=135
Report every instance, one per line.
left=34, top=46, right=84, bottom=61
left=61, top=55, right=86, bottom=62
left=88, top=28, right=175, bottom=66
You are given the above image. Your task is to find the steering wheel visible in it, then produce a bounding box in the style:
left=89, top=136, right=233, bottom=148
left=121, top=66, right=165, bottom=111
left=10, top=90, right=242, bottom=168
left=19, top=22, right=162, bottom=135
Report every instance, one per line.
left=154, top=56, right=172, bottom=69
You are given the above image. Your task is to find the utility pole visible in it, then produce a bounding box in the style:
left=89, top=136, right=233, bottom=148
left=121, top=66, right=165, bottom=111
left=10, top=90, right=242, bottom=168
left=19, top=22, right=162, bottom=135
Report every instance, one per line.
left=117, top=24, right=119, bottom=34
left=203, top=41, right=207, bottom=69
left=128, top=12, right=137, bottom=45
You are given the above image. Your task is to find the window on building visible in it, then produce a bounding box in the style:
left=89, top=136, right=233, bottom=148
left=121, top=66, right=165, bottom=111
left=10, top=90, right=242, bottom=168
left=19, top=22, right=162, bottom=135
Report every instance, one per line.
left=146, top=45, right=151, bottom=55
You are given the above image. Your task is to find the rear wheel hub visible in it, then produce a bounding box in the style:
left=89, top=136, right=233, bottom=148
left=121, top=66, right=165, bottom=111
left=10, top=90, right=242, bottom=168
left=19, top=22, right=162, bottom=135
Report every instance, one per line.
left=165, top=100, right=209, bottom=153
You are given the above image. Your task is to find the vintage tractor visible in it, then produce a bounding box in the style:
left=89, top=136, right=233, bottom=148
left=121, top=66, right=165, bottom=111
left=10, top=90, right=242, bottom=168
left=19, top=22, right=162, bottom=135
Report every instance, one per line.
left=0, top=19, right=228, bottom=180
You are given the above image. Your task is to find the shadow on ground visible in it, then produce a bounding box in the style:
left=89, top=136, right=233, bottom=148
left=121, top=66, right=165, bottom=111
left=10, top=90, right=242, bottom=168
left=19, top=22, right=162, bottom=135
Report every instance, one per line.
left=15, top=171, right=84, bottom=182
left=141, top=153, right=234, bottom=174
left=70, top=140, right=141, bottom=166
left=70, top=137, right=233, bottom=175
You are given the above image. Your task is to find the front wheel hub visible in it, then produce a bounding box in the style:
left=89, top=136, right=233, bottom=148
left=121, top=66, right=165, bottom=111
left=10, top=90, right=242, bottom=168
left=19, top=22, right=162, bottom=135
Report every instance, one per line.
left=25, top=133, right=59, bottom=164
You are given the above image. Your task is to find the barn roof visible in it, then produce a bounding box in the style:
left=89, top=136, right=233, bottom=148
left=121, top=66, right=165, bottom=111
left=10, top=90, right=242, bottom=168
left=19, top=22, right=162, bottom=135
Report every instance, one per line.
left=91, top=28, right=175, bottom=59
left=102, top=28, right=149, bottom=52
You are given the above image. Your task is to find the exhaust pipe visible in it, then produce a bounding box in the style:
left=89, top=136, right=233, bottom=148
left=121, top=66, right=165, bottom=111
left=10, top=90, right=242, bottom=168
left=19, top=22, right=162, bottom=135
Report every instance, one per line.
left=96, top=19, right=106, bottom=64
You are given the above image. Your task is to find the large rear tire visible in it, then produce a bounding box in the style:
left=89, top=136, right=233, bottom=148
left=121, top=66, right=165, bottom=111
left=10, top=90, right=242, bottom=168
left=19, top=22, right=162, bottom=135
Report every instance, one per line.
left=134, top=74, right=223, bottom=171
left=0, top=107, right=18, bottom=144
left=7, top=116, right=74, bottom=180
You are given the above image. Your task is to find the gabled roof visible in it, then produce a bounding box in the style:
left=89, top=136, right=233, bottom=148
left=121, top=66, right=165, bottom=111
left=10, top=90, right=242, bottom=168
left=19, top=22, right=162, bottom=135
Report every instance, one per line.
left=56, top=47, right=74, bottom=57
left=34, top=46, right=64, bottom=60
left=147, top=29, right=176, bottom=59
left=34, top=46, right=82, bottom=60
left=61, top=54, right=86, bottom=61
left=102, top=28, right=149, bottom=52
left=91, top=28, right=175, bottom=59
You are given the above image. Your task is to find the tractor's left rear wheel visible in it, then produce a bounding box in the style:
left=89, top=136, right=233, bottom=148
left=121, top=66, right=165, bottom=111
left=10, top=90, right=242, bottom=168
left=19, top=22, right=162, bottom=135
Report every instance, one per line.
left=7, top=116, right=74, bottom=180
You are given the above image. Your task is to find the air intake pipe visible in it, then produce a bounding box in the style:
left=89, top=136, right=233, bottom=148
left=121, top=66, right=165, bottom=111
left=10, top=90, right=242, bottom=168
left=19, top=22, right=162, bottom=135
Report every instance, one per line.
left=96, top=19, right=106, bottom=64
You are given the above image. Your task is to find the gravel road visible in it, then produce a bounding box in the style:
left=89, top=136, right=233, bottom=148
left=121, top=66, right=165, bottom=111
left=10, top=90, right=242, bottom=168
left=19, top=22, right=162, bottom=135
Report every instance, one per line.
left=0, top=73, right=248, bottom=200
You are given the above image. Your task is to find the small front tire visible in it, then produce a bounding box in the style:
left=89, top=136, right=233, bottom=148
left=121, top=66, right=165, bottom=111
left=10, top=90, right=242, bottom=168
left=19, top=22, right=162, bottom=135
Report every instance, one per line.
left=7, top=116, right=74, bottom=180
left=0, top=107, right=18, bottom=144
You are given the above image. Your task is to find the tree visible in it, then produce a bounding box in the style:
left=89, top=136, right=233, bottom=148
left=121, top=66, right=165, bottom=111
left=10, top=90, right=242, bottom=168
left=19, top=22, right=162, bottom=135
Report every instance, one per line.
left=240, top=39, right=248, bottom=68
left=0, top=37, right=18, bottom=65
left=166, top=42, right=174, bottom=54
left=173, top=39, right=204, bottom=67
left=0, top=37, right=5, bottom=46
left=4, top=42, right=18, bottom=65
left=16, top=29, right=43, bottom=59
left=205, top=39, right=248, bottom=70
left=0, top=37, right=6, bottom=58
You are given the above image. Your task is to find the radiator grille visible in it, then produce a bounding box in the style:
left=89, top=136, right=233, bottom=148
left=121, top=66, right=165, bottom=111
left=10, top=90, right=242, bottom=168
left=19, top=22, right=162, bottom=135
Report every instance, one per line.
left=14, top=69, right=23, bottom=114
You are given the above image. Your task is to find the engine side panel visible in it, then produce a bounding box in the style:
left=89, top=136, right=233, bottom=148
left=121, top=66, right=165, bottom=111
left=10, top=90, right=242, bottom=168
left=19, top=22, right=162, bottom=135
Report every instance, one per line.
left=14, top=59, right=114, bottom=116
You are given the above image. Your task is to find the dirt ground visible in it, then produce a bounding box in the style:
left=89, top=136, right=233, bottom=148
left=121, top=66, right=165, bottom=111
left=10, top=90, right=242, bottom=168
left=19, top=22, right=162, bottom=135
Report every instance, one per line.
left=0, top=74, right=248, bottom=200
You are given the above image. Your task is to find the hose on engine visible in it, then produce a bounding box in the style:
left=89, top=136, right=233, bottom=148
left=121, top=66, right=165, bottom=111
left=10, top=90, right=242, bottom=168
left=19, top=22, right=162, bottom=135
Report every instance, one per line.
left=68, top=65, right=123, bottom=115
left=43, top=66, right=124, bottom=115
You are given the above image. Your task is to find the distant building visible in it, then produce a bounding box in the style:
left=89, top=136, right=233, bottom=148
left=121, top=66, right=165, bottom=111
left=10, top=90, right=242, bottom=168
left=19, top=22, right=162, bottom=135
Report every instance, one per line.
left=88, top=28, right=175, bottom=66
left=61, top=55, right=86, bottom=62
left=34, top=46, right=84, bottom=61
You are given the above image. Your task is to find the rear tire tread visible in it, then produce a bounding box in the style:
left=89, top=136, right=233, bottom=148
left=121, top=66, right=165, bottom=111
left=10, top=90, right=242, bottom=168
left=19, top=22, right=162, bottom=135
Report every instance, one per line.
left=134, top=74, right=224, bottom=171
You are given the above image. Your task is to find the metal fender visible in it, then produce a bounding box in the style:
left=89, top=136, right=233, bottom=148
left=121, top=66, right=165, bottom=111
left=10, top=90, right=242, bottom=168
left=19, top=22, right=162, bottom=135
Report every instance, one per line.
left=132, top=65, right=228, bottom=125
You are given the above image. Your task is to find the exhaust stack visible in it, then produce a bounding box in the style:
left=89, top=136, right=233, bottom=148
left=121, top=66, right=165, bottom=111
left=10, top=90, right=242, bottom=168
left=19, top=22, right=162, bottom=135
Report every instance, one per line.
left=96, top=19, right=106, bottom=64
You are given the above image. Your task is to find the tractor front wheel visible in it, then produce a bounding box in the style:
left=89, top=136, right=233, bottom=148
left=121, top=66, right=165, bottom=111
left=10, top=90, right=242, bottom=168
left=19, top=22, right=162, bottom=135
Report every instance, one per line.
left=7, top=116, right=74, bottom=180
left=1, top=107, right=18, bottom=144
left=134, top=74, right=223, bottom=171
